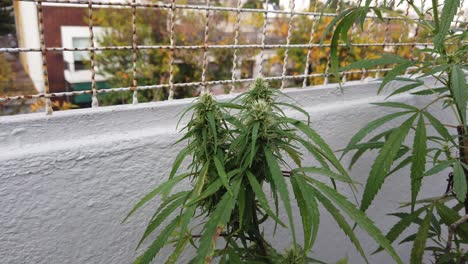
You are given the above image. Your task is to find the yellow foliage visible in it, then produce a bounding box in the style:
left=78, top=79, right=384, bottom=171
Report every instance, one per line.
left=31, top=99, right=78, bottom=113
left=267, top=12, right=418, bottom=87
left=0, top=54, right=13, bottom=94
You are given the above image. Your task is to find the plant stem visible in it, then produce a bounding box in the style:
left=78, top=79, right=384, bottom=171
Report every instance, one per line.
left=446, top=214, right=468, bottom=252
left=251, top=201, right=268, bottom=256
left=457, top=126, right=468, bottom=214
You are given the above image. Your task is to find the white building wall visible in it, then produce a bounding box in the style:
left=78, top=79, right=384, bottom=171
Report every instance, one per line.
left=280, top=0, right=310, bottom=11
left=15, top=1, right=44, bottom=93
left=61, top=26, right=107, bottom=84
left=0, top=80, right=453, bottom=263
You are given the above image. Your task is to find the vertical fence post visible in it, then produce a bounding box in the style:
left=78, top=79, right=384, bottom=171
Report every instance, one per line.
left=405, top=0, right=424, bottom=75
left=36, top=0, right=53, bottom=115
left=88, top=0, right=99, bottom=108
left=200, top=0, right=211, bottom=94
left=258, top=0, right=269, bottom=78
left=168, top=0, right=176, bottom=100
left=230, top=0, right=242, bottom=94
left=360, top=1, right=376, bottom=81
left=303, top=1, right=319, bottom=88
left=323, top=0, right=343, bottom=85
left=131, top=0, right=138, bottom=104
left=280, top=0, right=295, bottom=90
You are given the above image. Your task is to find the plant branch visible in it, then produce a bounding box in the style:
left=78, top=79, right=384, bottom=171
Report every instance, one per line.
left=421, top=96, right=444, bottom=111
left=445, top=214, right=468, bottom=253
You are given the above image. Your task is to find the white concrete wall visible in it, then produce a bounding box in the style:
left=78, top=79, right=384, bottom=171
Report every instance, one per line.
left=0, top=79, right=454, bottom=264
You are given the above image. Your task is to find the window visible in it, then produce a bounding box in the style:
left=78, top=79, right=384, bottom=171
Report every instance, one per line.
left=72, top=37, right=90, bottom=71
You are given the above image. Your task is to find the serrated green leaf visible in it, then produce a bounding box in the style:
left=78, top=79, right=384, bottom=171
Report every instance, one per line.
left=342, top=111, right=412, bottom=157
left=411, top=87, right=449, bottom=96
left=434, top=0, right=461, bottom=49
left=410, top=209, right=432, bottom=264
left=399, top=231, right=437, bottom=245
left=250, top=122, right=260, bottom=166
left=321, top=7, right=355, bottom=42
left=290, top=175, right=313, bottom=253
left=213, top=156, right=233, bottom=195
left=388, top=155, right=412, bottom=177
left=137, top=194, right=187, bottom=249
left=410, top=116, right=427, bottom=209
left=393, top=77, right=421, bottom=83
left=424, top=160, right=455, bottom=176
left=192, top=162, right=210, bottom=197
left=293, top=167, right=355, bottom=183
left=373, top=207, right=426, bottom=254
left=166, top=235, right=190, bottom=264
left=422, top=111, right=455, bottom=144
left=149, top=191, right=190, bottom=223
left=417, top=64, right=451, bottom=79
left=169, top=146, right=192, bottom=179
left=265, top=147, right=297, bottom=245
left=124, top=173, right=191, bottom=222
left=451, top=65, right=467, bottom=124
left=308, top=184, right=368, bottom=263
left=453, top=161, right=467, bottom=202
left=276, top=102, right=311, bottom=124
left=193, top=180, right=241, bottom=264
left=387, top=83, right=423, bottom=98
left=322, top=8, right=357, bottom=71
left=133, top=216, right=180, bottom=264
left=285, top=118, right=354, bottom=185
left=330, top=9, right=364, bottom=73
left=282, top=144, right=302, bottom=167
left=206, top=111, right=218, bottom=150
left=361, top=115, right=417, bottom=212
left=372, top=102, right=419, bottom=111
left=246, top=171, right=286, bottom=228
left=299, top=139, right=330, bottom=169
left=340, top=54, right=410, bottom=71
left=294, top=175, right=320, bottom=250
left=308, top=179, right=403, bottom=264
left=217, top=102, right=243, bottom=109
left=379, top=62, right=414, bottom=93
left=436, top=203, right=468, bottom=240
left=349, top=142, right=385, bottom=169
left=185, top=179, right=222, bottom=206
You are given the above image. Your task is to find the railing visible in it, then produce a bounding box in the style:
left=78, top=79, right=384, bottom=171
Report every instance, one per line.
left=0, top=0, right=466, bottom=115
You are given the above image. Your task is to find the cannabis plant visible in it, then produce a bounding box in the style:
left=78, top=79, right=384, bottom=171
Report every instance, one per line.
left=124, top=79, right=402, bottom=263
left=327, top=0, right=467, bottom=262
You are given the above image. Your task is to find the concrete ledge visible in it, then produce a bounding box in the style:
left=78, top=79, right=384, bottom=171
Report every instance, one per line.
left=0, top=78, right=452, bottom=264
left=0, top=78, right=432, bottom=157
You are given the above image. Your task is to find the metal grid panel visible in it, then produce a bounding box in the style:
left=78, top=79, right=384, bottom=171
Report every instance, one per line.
left=1, top=0, right=464, bottom=115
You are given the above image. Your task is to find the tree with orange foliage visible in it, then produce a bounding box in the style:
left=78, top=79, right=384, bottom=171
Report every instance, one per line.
left=92, top=3, right=239, bottom=105
left=269, top=2, right=417, bottom=87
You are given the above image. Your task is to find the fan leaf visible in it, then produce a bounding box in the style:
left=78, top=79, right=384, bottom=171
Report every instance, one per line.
left=361, top=115, right=417, bottom=212
left=410, top=116, right=427, bottom=209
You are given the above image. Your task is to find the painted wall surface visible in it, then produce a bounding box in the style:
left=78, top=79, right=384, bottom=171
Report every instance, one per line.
left=61, top=26, right=107, bottom=84
left=14, top=1, right=44, bottom=93
left=0, top=79, right=453, bottom=264
left=280, top=0, right=310, bottom=11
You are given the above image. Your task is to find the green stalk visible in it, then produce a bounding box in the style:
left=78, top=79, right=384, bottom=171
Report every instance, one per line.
left=431, top=0, right=439, bottom=32
left=406, top=0, right=435, bottom=31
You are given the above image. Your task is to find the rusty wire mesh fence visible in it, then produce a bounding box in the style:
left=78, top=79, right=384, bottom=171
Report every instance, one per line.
left=0, top=0, right=466, bottom=115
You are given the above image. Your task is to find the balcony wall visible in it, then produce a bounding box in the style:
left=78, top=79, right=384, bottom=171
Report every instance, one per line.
left=0, top=79, right=452, bottom=264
